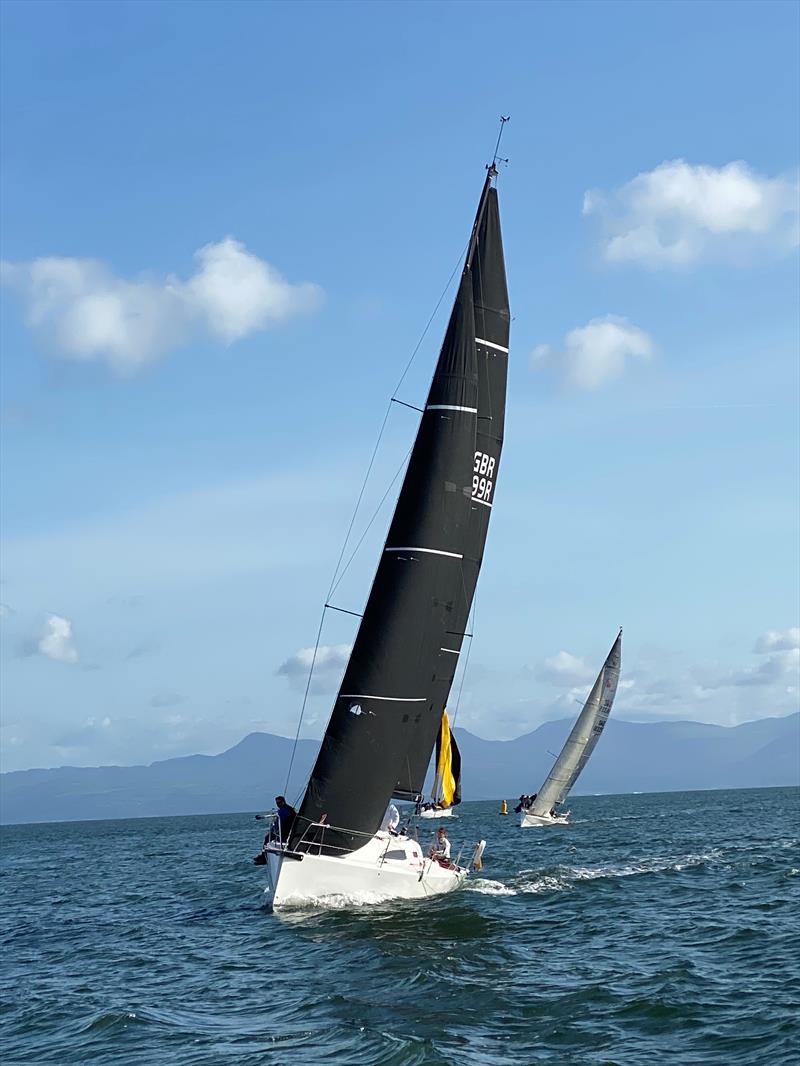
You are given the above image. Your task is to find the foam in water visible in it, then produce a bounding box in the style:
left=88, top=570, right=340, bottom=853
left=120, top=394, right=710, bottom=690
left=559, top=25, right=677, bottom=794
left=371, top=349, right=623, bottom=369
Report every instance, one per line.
left=269, top=889, right=401, bottom=911
left=465, top=878, right=517, bottom=896
left=511, top=851, right=721, bottom=895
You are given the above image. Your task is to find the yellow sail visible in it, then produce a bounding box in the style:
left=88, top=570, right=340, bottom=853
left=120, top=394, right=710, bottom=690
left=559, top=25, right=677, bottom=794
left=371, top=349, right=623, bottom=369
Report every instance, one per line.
left=437, top=711, right=457, bottom=806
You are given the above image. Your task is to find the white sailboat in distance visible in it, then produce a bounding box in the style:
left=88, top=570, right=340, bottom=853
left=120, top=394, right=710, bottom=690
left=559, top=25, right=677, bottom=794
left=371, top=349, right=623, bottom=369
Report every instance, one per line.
left=521, top=630, right=622, bottom=828
left=261, top=154, right=510, bottom=907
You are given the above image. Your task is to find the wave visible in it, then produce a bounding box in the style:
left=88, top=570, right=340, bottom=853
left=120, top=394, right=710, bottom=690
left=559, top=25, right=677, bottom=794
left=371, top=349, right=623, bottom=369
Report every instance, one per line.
left=76, top=1010, right=144, bottom=1034
left=464, top=878, right=516, bottom=896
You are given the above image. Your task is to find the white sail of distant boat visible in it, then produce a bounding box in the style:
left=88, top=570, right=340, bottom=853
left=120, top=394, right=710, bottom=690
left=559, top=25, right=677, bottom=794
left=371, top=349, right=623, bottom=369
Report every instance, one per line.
left=521, top=630, right=622, bottom=828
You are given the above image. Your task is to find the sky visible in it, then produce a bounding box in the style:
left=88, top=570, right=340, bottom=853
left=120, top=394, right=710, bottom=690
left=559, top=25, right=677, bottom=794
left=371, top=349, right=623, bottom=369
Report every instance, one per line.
left=1, top=0, right=798, bottom=772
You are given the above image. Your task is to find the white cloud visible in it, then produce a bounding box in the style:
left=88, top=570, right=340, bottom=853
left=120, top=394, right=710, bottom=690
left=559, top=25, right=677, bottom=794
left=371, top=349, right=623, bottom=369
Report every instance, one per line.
left=729, top=648, right=799, bottom=688
left=583, top=159, right=799, bottom=267
left=38, top=614, right=79, bottom=664
left=277, top=643, right=352, bottom=692
left=754, top=627, right=800, bottom=653
left=1, top=237, right=323, bottom=373
left=532, top=315, right=653, bottom=390
left=536, top=650, right=595, bottom=686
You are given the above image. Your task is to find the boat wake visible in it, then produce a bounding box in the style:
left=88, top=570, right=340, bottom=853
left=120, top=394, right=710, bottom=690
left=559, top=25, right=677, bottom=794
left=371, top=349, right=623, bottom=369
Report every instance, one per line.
left=275, top=851, right=736, bottom=902
left=513, top=851, right=722, bottom=894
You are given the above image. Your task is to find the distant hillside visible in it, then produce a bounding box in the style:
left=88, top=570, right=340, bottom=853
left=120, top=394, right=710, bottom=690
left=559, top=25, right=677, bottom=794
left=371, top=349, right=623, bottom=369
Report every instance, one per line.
left=454, top=712, right=800, bottom=799
left=1, top=713, right=797, bottom=825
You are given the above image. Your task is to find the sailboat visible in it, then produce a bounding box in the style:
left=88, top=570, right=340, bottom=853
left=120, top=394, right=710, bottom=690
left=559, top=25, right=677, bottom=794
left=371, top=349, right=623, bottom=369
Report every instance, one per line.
left=521, top=630, right=622, bottom=828
left=264, top=160, right=510, bottom=906
left=418, top=711, right=461, bottom=818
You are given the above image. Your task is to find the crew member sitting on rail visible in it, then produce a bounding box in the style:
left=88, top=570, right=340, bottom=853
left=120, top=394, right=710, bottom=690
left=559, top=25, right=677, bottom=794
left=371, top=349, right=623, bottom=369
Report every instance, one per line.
left=429, top=827, right=451, bottom=864
left=268, top=796, right=297, bottom=844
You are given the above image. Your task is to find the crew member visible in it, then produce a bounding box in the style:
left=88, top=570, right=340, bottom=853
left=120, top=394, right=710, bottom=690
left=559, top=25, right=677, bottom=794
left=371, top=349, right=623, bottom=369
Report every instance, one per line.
left=429, top=827, right=451, bottom=863
left=268, top=795, right=297, bottom=844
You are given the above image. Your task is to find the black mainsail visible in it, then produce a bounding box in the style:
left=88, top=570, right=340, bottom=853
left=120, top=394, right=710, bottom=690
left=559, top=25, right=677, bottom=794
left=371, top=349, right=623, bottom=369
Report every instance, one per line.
left=289, top=169, right=509, bottom=856
left=395, top=171, right=510, bottom=797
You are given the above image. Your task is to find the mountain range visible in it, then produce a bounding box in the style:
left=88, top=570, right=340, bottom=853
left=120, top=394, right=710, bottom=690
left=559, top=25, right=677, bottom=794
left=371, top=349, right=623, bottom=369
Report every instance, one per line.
left=1, top=712, right=797, bottom=824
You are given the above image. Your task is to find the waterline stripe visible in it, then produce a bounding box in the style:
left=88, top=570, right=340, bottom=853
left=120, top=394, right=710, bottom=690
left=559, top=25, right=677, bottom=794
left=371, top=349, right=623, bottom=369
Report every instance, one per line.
left=385, top=546, right=463, bottom=559
left=475, top=337, right=509, bottom=353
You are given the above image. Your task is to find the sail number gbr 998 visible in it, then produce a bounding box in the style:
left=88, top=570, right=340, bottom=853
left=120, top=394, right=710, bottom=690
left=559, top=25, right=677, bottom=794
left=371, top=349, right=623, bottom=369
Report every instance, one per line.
left=472, top=451, right=495, bottom=504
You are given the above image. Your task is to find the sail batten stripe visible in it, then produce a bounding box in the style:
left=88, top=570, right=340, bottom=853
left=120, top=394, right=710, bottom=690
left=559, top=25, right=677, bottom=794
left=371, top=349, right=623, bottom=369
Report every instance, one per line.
left=340, top=694, right=427, bottom=702
left=385, top=547, right=463, bottom=559
left=426, top=404, right=478, bottom=413
left=475, top=337, right=509, bottom=353
left=472, top=497, right=492, bottom=507
left=440, top=648, right=460, bottom=654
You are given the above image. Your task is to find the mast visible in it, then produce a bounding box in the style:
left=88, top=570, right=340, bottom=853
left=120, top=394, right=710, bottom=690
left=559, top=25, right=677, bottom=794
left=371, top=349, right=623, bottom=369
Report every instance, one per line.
left=394, top=165, right=511, bottom=797
left=289, top=263, right=479, bottom=855
left=530, top=630, right=622, bottom=817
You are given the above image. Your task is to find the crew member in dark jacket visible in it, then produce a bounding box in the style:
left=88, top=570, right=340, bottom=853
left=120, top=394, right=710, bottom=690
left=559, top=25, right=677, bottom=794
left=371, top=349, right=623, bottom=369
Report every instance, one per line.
left=268, top=796, right=297, bottom=844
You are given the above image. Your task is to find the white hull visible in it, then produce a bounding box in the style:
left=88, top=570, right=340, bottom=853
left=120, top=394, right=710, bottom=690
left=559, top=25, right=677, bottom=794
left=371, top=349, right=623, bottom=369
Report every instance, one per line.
left=418, top=807, right=453, bottom=819
left=265, top=830, right=468, bottom=908
left=520, top=810, right=570, bottom=828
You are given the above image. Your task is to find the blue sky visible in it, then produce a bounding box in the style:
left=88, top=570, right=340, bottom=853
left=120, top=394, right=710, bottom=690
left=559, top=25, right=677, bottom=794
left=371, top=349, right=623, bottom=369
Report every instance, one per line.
left=1, top=0, right=798, bottom=771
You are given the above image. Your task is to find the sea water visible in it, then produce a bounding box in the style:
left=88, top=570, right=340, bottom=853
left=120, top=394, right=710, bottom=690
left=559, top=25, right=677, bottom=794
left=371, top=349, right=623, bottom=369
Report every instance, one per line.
left=1, top=787, right=798, bottom=1065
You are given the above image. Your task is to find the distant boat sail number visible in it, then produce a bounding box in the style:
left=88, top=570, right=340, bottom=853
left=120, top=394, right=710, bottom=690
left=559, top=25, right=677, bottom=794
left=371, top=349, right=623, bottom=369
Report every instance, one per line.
left=473, top=451, right=496, bottom=503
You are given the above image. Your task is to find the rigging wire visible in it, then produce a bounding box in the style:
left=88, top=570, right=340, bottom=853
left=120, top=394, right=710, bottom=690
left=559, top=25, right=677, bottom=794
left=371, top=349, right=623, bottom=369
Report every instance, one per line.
left=491, top=116, right=511, bottom=168
left=329, top=445, right=413, bottom=599
left=283, top=607, right=326, bottom=796
left=390, top=238, right=470, bottom=401
left=450, top=590, right=477, bottom=731
left=324, top=403, right=392, bottom=604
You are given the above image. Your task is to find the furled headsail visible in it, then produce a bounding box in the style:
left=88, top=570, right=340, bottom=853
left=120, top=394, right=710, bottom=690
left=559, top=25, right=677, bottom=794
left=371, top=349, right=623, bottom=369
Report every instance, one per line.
left=529, top=630, right=622, bottom=817
left=394, top=168, right=510, bottom=798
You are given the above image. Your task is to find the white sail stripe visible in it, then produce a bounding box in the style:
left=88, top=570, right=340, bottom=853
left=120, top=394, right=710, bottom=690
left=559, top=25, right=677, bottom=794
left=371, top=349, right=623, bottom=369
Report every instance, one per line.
left=426, top=404, right=478, bottom=413
left=472, top=497, right=492, bottom=507
left=340, top=694, right=427, bottom=702
left=475, top=336, right=509, bottom=353
left=440, top=648, right=460, bottom=654
left=385, top=547, right=464, bottom=559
